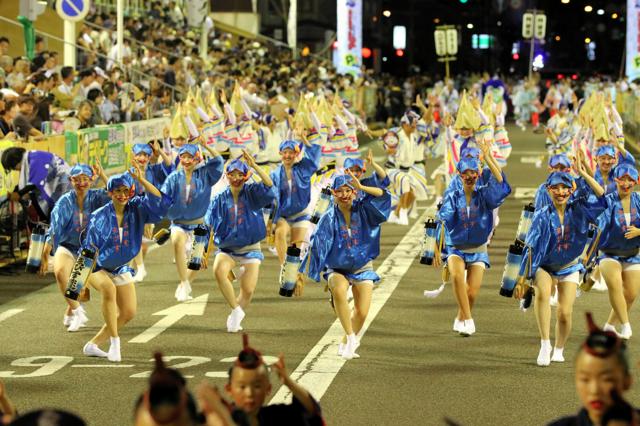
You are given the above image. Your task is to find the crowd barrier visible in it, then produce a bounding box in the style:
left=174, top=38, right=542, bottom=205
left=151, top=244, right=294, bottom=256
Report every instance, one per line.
left=0, top=117, right=169, bottom=268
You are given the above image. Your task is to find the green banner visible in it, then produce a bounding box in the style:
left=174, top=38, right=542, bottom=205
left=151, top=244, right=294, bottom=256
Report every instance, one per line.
left=66, top=125, right=127, bottom=174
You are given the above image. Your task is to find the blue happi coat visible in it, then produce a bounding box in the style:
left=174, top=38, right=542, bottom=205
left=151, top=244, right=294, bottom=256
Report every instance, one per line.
left=438, top=172, right=511, bottom=247
left=47, top=189, right=110, bottom=253
left=205, top=182, right=276, bottom=249
left=161, top=157, right=224, bottom=222
left=81, top=192, right=171, bottom=272
left=270, top=144, right=322, bottom=220
left=520, top=183, right=606, bottom=279
left=302, top=191, right=391, bottom=282
left=597, top=192, right=640, bottom=263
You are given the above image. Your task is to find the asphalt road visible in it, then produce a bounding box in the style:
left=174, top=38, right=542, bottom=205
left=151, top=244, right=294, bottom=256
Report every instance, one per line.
left=0, top=125, right=637, bottom=426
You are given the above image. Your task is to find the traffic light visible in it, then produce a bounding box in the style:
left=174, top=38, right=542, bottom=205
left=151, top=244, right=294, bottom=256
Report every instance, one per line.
left=459, top=0, right=469, bottom=3
left=512, top=53, right=520, bottom=60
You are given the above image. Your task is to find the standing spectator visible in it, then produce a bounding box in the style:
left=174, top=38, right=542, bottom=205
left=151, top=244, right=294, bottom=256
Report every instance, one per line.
left=86, top=88, right=105, bottom=125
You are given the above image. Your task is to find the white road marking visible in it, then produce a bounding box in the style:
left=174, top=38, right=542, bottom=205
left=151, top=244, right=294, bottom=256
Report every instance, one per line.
left=269, top=212, right=427, bottom=404
left=0, top=309, right=24, bottom=323
left=129, top=294, right=209, bottom=343
left=515, top=187, right=538, bottom=199
left=72, top=364, right=135, bottom=368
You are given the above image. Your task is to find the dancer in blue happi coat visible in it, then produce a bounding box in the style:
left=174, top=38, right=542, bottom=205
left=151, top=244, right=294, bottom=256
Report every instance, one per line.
left=515, top=151, right=605, bottom=367
left=205, top=151, right=276, bottom=333
left=343, top=149, right=390, bottom=199
left=302, top=172, right=391, bottom=360
left=437, top=139, right=511, bottom=337
left=534, top=154, right=574, bottom=210
left=161, top=140, right=223, bottom=302
left=41, top=163, right=109, bottom=332
left=271, top=135, right=322, bottom=265
left=597, top=163, right=640, bottom=340
left=130, top=141, right=174, bottom=282
left=80, top=166, right=170, bottom=362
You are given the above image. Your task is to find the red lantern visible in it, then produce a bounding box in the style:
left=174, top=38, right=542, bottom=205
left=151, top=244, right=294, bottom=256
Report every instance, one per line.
left=362, top=47, right=372, bottom=58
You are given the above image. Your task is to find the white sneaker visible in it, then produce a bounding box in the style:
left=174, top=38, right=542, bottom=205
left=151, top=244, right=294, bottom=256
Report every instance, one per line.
left=409, top=207, right=418, bottom=219
left=537, top=341, right=552, bottom=367
left=108, top=337, right=121, bottom=362
left=175, top=282, right=193, bottom=302
left=620, top=323, right=632, bottom=340
left=133, top=266, right=147, bottom=283
left=83, top=342, right=108, bottom=358
left=453, top=318, right=463, bottom=333
left=63, top=314, right=73, bottom=327
left=603, top=323, right=618, bottom=334
left=67, top=308, right=88, bottom=332
left=458, top=319, right=476, bottom=336
left=592, top=278, right=608, bottom=292
left=398, top=208, right=409, bottom=225
left=226, top=306, right=245, bottom=333
left=388, top=211, right=400, bottom=224
left=337, top=342, right=360, bottom=359
left=551, top=347, right=565, bottom=363
left=341, top=334, right=360, bottom=360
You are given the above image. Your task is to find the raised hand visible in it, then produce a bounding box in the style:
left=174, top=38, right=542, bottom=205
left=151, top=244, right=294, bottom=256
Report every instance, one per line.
left=242, top=149, right=257, bottom=169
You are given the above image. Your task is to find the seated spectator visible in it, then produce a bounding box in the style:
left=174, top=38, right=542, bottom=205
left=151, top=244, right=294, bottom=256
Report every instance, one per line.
left=86, top=88, right=105, bottom=125
left=222, top=335, right=323, bottom=425
left=0, top=99, right=17, bottom=138
left=100, top=82, right=121, bottom=123
left=77, top=100, right=97, bottom=129
left=149, top=87, right=171, bottom=117
left=0, top=37, right=9, bottom=56
left=547, top=313, right=639, bottom=426
left=133, top=352, right=201, bottom=426
left=52, top=66, right=77, bottom=109
left=6, top=58, right=29, bottom=93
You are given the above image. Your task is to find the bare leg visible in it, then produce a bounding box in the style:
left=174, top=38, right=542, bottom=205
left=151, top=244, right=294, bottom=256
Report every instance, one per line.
left=449, top=256, right=471, bottom=320
left=554, top=280, right=577, bottom=349
left=351, top=283, right=373, bottom=335
left=274, top=219, right=290, bottom=265
left=466, top=265, right=485, bottom=315
left=329, top=274, right=353, bottom=336
left=237, top=263, right=260, bottom=309
left=87, top=271, right=118, bottom=344
left=171, top=228, right=190, bottom=283
left=533, top=269, right=553, bottom=341
left=53, top=251, right=80, bottom=313
left=290, top=225, right=308, bottom=249
left=213, top=253, right=239, bottom=309
left=601, top=260, right=628, bottom=325
left=93, top=282, right=137, bottom=346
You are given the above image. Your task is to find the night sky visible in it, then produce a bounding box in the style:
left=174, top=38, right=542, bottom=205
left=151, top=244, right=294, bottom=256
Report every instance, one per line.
left=367, top=0, right=626, bottom=77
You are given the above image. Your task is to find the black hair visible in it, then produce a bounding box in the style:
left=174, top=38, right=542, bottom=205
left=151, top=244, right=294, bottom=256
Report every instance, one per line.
left=8, top=409, right=86, bottom=426
left=103, top=83, right=116, bottom=98
left=61, top=66, right=74, bottom=80
left=0, top=37, right=8, bottom=45
left=86, top=88, right=103, bottom=102
left=17, top=95, right=36, bottom=106
left=1, top=147, right=26, bottom=171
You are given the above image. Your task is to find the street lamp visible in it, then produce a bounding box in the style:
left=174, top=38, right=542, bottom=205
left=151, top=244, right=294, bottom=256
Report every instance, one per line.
left=584, top=5, right=593, bottom=12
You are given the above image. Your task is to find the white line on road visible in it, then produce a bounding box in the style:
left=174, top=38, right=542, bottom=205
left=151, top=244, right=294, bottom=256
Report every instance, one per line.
left=129, top=294, right=209, bottom=344
left=0, top=309, right=24, bottom=324
left=71, top=364, right=135, bottom=368
left=269, top=212, right=427, bottom=404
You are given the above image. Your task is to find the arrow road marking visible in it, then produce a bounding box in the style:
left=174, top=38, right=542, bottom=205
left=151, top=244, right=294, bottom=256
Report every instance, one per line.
left=0, top=309, right=24, bottom=324
left=129, top=294, right=209, bottom=344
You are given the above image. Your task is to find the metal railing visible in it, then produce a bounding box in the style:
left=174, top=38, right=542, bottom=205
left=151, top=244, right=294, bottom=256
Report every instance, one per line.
left=0, top=15, right=184, bottom=103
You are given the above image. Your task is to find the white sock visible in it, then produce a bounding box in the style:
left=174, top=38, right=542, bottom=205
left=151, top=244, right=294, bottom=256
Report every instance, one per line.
left=137, top=264, right=146, bottom=273
left=541, top=339, right=551, bottom=349
left=553, top=347, right=564, bottom=357
left=110, top=336, right=120, bottom=346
